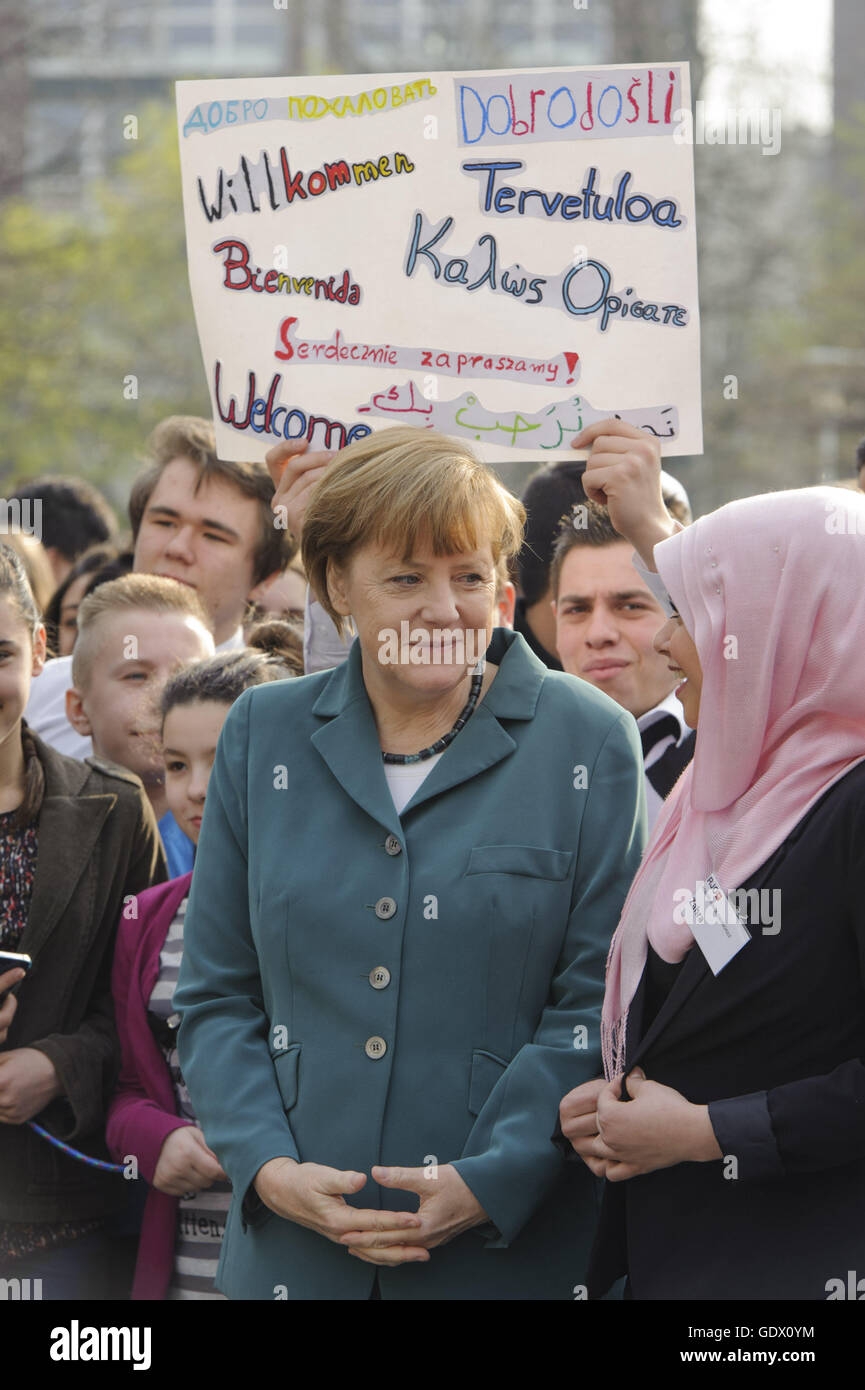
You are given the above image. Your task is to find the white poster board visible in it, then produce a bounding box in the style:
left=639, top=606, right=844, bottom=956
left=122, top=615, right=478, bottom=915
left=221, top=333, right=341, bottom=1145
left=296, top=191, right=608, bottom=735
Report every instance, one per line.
left=176, top=64, right=701, bottom=463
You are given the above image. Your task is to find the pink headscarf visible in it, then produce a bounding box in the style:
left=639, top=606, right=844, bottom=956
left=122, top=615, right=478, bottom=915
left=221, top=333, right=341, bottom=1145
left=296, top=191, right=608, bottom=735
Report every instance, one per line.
left=601, top=486, right=865, bottom=1078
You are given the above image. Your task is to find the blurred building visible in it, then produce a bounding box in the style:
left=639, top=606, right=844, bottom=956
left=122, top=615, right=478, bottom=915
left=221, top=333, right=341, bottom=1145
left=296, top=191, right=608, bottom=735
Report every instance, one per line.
left=336, top=0, right=609, bottom=72
left=833, top=0, right=865, bottom=130
left=9, top=0, right=612, bottom=207
left=14, top=1, right=292, bottom=205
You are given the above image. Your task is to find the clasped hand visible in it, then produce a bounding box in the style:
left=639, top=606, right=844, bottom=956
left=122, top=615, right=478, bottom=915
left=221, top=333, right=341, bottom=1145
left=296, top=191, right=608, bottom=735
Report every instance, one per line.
left=559, top=1069, right=721, bottom=1181
left=254, top=1158, right=488, bottom=1266
left=0, top=1047, right=62, bottom=1124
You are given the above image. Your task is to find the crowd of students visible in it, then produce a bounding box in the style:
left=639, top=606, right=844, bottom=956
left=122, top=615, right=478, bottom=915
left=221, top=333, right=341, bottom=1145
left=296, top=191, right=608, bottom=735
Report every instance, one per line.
left=0, top=413, right=863, bottom=1300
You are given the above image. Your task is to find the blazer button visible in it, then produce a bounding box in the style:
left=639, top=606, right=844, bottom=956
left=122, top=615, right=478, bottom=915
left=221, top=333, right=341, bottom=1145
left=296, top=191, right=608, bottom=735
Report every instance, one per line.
left=369, top=966, right=391, bottom=989
left=374, top=896, right=397, bottom=919
left=364, top=1035, right=387, bottom=1059
left=384, top=835, right=402, bottom=856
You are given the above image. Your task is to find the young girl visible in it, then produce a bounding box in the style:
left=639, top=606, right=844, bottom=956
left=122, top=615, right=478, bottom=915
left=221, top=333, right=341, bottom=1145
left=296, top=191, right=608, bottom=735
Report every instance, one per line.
left=106, top=626, right=300, bottom=1300
left=0, top=543, right=166, bottom=1299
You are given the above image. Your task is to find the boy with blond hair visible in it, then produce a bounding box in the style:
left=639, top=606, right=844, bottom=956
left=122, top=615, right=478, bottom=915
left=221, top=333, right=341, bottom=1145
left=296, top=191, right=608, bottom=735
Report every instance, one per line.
left=66, top=574, right=215, bottom=875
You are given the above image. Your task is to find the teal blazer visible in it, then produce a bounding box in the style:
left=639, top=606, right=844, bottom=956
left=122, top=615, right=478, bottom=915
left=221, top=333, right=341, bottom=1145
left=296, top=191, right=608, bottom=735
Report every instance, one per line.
left=175, top=628, right=646, bottom=1299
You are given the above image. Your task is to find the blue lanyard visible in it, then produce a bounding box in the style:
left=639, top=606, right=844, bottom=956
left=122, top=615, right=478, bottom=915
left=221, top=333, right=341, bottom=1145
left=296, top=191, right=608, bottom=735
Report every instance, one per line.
left=27, top=1121, right=126, bottom=1174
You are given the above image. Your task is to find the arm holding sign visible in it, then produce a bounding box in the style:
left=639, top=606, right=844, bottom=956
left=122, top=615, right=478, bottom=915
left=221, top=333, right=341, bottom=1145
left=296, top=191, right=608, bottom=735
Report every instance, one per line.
left=559, top=417, right=714, bottom=1181
left=566, top=419, right=865, bottom=1201
left=265, top=440, right=351, bottom=673
left=572, top=418, right=684, bottom=572
left=302, top=589, right=353, bottom=674
left=265, top=438, right=333, bottom=536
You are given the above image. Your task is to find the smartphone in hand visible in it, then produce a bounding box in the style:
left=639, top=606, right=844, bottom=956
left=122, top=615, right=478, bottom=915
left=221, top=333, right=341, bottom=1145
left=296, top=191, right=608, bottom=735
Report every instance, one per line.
left=0, top=951, right=32, bottom=1005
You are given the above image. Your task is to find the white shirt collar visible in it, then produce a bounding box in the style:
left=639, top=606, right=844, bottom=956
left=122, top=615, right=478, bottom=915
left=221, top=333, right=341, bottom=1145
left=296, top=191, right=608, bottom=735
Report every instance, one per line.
left=216, top=626, right=246, bottom=653
left=636, top=689, right=688, bottom=744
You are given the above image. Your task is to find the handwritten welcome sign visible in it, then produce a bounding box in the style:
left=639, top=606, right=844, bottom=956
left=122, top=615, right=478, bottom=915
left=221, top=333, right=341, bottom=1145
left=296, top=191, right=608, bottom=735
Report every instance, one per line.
left=176, top=64, right=701, bottom=462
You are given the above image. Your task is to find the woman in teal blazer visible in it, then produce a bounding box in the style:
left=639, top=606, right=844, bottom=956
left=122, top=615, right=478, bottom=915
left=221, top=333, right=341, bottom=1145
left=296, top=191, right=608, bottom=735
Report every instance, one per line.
left=175, top=426, right=646, bottom=1300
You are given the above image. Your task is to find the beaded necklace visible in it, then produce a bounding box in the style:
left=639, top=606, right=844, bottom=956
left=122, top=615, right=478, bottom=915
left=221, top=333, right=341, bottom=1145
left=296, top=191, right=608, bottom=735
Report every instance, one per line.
left=382, top=660, right=485, bottom=765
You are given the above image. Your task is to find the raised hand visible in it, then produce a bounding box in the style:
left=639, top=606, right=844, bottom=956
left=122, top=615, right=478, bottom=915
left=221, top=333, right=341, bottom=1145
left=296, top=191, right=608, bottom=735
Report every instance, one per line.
left=572, top=418, right=680, bottom=570
left=264, top=439, right=337, bottom=545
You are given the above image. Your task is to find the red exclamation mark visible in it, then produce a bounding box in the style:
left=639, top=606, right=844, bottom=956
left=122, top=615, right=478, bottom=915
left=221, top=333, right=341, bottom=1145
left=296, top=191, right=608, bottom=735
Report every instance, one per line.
left=564, top=351, right=580, bottom=384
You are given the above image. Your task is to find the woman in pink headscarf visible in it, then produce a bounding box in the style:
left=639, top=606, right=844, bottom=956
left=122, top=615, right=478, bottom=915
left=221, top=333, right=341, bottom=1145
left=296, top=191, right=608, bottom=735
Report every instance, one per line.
left=558, top=419, right=865, bottom=1301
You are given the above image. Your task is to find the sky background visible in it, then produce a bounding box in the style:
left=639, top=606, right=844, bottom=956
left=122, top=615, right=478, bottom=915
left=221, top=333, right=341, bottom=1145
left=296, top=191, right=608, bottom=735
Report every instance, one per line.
left=701, top=0, right=833, bottom=130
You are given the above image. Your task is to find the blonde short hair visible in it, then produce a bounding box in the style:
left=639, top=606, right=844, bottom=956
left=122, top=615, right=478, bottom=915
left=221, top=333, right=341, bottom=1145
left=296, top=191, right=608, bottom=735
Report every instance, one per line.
left=72, top=574, right=212, bottom=691
left=301, top=427, right=525, bottom=635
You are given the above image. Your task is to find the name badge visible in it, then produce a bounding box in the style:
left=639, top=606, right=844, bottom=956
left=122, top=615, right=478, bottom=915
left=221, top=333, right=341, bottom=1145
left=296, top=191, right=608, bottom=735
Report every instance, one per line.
left=685, top=872, right=751, bottom=975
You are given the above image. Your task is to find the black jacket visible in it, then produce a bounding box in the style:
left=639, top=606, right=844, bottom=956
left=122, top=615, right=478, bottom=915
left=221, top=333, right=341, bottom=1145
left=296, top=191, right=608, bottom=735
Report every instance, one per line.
left=512, top=597, right=562, bottom=671
left=645, top=729, right=696, bottom=801
left=577, top=759, right=865, bottom=1300
left=0, top=730, right=166, bottom=1223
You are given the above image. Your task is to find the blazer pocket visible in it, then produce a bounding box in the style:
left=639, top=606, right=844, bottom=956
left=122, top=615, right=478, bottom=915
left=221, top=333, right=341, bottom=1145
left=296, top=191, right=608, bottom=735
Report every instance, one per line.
left=271, top=1043, right=301, bottom=1111
left=465, top=845, right=574, bottom=880
left=468, top=1049, right=509, bottom=1116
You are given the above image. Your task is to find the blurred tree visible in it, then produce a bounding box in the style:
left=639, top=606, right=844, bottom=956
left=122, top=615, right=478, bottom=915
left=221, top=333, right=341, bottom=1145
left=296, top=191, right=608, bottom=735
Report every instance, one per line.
left=608, top=0, right=704, bottom=103
left=0, top=105, right=208, bottom=507
left=685, top=120, right=827, bottom=513
left=2, top=5, right=858, bottom=523
left=800, top=104, right=865, bottom=479
left=682, top=99, right=865, bottom=514
left=808, top=106, right=865, bottom=350
left=0, top=1, right=30, bottom=200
